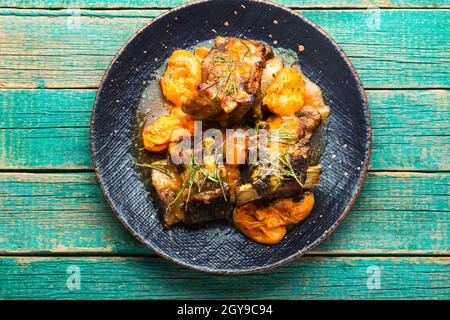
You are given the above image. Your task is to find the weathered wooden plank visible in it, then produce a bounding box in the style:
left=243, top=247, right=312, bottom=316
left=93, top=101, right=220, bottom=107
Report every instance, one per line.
left=1, top=256, right=448, bottom=299
left=0, top=90, right=93, bottom=169
left=369, top=89, right=449, bottom=170
left=1, top=89, right=448, bottom=170
left=0, top=172, right=448, bottom=255
left=1, top=0, right=448, bottom=9
left=0, top=9, right=448, bottom=88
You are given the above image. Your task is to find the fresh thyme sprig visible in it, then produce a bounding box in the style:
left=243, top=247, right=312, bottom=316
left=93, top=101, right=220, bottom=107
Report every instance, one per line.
left=213, top=53, right=235, bottom=64
left=214, top=151, right=228, bottom=201
left=167, top=183, right=185, bottom=213
left=209, top=52, right=242, bottom=100
left=200, top=80, right=220, bottom=91
left=258, top=147, right=304, bottom=190
left=240, top=40, right=252, bottom=59
left=184, top=155, right=202, bottom=211
left=168, top=152, right=229, bottom=212
left=280, top=152, right=304, bottom=187
left=133, top=161, right=173, bottom=178
left=265, top=121, right=299, bottom=145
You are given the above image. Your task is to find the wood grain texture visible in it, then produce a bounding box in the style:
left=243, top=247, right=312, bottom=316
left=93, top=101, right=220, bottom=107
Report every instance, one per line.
left=0, top=9, right=448, bottom=88
left=1, top=89, right=448, bottom=170
left=1, top=0, right=448, bottom=9
left=1, top=256, right=448, bottom=299
left=0, top=90, right=93, bottom=169
left=0, top=0, right=449, bottom=299
left=369, top=89, right=449, bottom=170
left=0, top=172, right=448, bottom=255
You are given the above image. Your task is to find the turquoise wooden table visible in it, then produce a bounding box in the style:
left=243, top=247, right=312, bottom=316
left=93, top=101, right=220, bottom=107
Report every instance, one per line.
left=0, top=0, right=449, bottom=300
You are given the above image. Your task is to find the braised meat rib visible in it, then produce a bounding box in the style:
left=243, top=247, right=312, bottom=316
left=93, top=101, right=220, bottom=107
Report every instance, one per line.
left=249, top=111, right=322, bottom=201
left=182, top=37, right=273, bottom=125
left=145, top=36, right=329, bottom=244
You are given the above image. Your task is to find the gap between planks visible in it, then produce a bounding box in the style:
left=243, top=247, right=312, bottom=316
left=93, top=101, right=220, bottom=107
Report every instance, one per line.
left=1, top=8, right=450, bottom=18
left=1, top=5, right=449, bottom=9
left=0, top=0, right=449, bottom=9
left=1, top=251, right=450, bottom=258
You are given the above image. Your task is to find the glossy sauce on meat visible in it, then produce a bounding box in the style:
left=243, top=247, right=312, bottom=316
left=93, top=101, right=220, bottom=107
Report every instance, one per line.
left=134, top=38, right=329, bottom=244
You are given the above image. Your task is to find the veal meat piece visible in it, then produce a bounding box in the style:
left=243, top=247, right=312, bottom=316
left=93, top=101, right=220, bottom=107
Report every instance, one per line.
left=250, top=111, right=322, bottom=200
left=182, top=163, right=241, bottom=225
left=151, top=153, right=241, bottom=226
left=183, top=189, right=232, bottom=224
left=182, top=37, right=273, bottom=126
left=150, top=160, right=185, bottom=228
left=237, top=166, right=322, bottom=206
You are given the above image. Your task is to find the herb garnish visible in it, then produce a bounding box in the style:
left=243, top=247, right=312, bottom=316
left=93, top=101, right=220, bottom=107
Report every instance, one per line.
left=240, top=40, right=252, bottom=59
left=134, top=162, right=173, bottom=178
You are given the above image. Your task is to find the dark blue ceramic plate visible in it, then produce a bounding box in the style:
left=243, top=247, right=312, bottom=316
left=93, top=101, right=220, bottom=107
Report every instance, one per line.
left=91, top=0, right=371, bottom=274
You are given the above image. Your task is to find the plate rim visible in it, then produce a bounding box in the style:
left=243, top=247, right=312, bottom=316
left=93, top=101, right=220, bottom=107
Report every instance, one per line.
left=90, top=0, right=372, bottom=274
